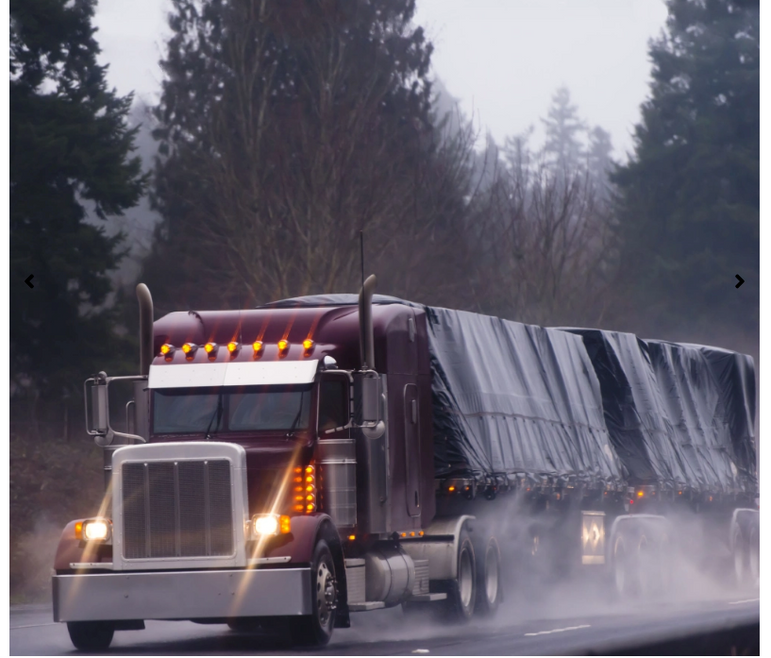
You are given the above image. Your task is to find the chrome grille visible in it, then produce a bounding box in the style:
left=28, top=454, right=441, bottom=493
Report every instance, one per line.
left=122, top=459, right=233, bottom=559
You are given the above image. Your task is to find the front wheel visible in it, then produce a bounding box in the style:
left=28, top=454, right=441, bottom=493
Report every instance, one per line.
left=289, top=539, right=337, bottom=646
left=67, top=621, right=115, bottom=652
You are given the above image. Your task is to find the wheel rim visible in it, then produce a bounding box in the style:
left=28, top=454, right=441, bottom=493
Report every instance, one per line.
left=485, top=544, right=499, bottom=604
left=459, top=547, right=474, bottom=609
left=315, top=559, right=336, bottom=628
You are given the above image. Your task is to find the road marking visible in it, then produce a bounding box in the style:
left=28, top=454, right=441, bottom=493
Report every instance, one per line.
left=524, top=624, right=591, bottom=637
left=10, top=623, right=57, bottom=630
left=728, top=598, right=759, bottom=605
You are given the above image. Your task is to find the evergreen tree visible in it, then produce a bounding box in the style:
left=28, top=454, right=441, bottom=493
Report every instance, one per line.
left=612, top=0, right=758, bottom=345
left=145, top=0, right=473, bottom=312
left=541, top=86, right=586, bottom=174
left=10, top=0, right=145, bottom=426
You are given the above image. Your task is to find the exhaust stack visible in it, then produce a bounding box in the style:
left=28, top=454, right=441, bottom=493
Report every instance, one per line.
left=359, top=274, right=377, bottom=370
left=136, top=283, right=154, bottom=376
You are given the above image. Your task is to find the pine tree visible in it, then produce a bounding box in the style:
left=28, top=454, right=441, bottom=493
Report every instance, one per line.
left=541, top=86, right=586, bottom=174
left=10, top=0, right=145, bottom=427
left=144, top=0, right=477, bottom=312
left=612, top=0, right=758, bottom=345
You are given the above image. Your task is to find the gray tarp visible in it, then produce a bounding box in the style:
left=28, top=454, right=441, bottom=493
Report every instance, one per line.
left=425, top=307, right=624, bottom=487
left=565, top=330, right=756, bottom=493
left=260, top=295, right=756, bottom=494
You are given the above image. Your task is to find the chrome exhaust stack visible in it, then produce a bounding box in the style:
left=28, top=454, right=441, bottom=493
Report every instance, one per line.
left=358, top=274, right=377, bottom=370
left=137, top=283, right=154, bottom=376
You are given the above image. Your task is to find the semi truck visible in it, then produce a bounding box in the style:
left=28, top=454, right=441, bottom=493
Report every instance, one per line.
left=52, top=277, right=759, bottom=650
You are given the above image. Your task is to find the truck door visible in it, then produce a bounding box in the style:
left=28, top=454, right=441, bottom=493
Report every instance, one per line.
left=404, top=383, right=421, bottom=517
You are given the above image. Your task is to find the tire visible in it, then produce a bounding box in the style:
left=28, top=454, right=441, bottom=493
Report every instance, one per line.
left=67, top=621, right=115, bottom=652
left=748, top=525, right=759, bottom=588
left=444, top=527, right=476, bottom=621
left=475, top=535, right=503, bottom=617
left=732, top=525, right=747, bottom=587
left=289, top=539, right=337, bottom=646
left=636, top=533, right=655, bottom=597
left=613, top=532, right=633, bottom=597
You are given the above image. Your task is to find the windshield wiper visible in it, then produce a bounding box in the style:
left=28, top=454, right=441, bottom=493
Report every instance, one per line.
left=204, top=389, right=225, bottom=440
left=284, top=390, right=305, bottom=439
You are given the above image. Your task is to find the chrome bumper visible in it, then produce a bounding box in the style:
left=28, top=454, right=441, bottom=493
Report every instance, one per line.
left=53, top=568, right=312, bottom=622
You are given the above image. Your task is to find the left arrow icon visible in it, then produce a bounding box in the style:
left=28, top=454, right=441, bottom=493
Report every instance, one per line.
left=25, top=274, right=34, bottom=288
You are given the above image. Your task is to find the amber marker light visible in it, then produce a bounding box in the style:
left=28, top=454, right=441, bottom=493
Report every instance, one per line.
left=637, top=490, right=644, bottom=498
left=227, top=341, right=239, bottom=354
left=182, top=342, right=197, bottom=356
left=302, top=338, right=314, bottom=352
left=160, top=343, right=174, bottom=356
left=348, top=535, right=356, bottom=541
left=252, top=340, right=264, bottom=356
left=204, top=342, right=218, bottom=356
left=74, top=521, right=83, bottom=539
left=303, top=464, right=316, bottom=513
left=278, top=339, right=289, bottom=354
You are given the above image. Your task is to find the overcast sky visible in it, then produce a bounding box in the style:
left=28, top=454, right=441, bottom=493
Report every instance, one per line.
left=93, top=0, right=669, bottom=159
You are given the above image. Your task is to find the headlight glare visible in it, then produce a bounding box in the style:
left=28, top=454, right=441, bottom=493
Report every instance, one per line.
left=252, top=514, right=291, bottom=537
left=81, top=519, right=111, bottom=542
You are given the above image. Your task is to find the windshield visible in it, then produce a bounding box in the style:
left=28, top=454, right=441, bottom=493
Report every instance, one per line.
left=152, top=384, right=312, bottom=435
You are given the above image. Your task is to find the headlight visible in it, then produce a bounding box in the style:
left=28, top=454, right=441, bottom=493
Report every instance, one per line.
left=252, top=514, right=291, bottom=537
left=76, top=519, right=112, bottom=542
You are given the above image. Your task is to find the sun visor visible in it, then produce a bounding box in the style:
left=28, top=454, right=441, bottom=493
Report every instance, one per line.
left=148, top=360, right=319, bottom=389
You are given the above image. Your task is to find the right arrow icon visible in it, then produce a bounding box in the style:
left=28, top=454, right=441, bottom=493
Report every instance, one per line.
left=735, top=274, right=745, bottom=288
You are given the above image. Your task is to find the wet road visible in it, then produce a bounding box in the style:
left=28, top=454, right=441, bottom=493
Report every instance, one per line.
left=10, top=589, right=758, bottom=655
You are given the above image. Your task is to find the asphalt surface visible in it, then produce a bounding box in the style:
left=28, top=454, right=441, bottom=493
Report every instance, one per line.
left=10, top=584, right=759, bottom=655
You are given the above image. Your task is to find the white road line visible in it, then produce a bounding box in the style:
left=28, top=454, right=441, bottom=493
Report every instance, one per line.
left=728, top=598, right=759, bottom=605
left=524, top=624, right=591, bottom=637
left=10, top=623, right=57, bottom=630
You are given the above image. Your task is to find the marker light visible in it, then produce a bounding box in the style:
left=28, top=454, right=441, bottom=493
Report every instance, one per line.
left=348, top=535, right=356, bottom=541
left=278, top=339, right=289, bottom=353
left=182, top=343, right=197, bottom=356
left=637, top=490, right=644, bottom=498
left=227, top=341, right=239, bottom=354
left=303, top=339, right=314, bottom=351
left=204, top=342, right=218, bottom=355
left=252, top=340, right=264, bottom=355
left=160, top=343, right=174, bottom=356
left=303, top=464, right=316, bottom=513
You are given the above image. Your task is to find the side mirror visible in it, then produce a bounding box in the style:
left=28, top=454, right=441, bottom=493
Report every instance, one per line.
left=91, top=382, right=109, bottom=434
left=84, top=372, right=148, bottom=446
left=353, top=372, right=381, bottom=425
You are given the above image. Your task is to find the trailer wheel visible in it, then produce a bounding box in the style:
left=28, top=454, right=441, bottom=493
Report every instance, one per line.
left=444, top=527, right=476, bottom=621
left=613, top=533, right=632, bottom=596
left=475, top=535, right=502, bottom=616
left=732, top=525, right=747, bottom=587
left=289, top=539, right=337, bottom=646
left=748, top=525, right=759, bottom=587
left=67, top=621, right=115, bottom=652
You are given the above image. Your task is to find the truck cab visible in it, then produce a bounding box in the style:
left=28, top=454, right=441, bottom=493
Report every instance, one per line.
left=53, top=279, right=487, bottom=651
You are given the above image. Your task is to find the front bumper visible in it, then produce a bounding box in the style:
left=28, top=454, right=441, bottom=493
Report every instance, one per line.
left=53, top=568, right=312, bottom=622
